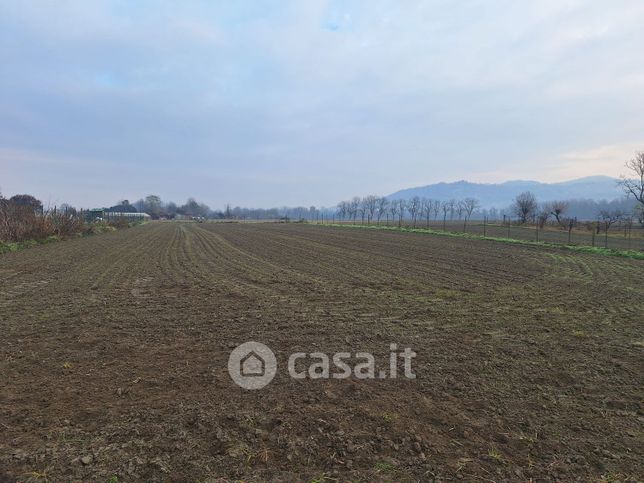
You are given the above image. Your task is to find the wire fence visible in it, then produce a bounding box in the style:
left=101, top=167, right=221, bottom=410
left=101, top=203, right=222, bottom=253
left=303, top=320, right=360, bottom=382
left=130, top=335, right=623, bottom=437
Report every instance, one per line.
left=313, top=217, right=644, bottom=252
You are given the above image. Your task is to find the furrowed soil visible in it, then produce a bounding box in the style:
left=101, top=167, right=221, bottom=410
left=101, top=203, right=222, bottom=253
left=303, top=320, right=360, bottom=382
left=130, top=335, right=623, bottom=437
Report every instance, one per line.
left=0, top=222, right=642, bottom=482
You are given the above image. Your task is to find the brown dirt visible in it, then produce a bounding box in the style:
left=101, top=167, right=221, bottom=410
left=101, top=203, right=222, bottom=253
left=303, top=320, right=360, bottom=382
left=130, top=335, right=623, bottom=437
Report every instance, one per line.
left=0, top=222, right=642, bottom=482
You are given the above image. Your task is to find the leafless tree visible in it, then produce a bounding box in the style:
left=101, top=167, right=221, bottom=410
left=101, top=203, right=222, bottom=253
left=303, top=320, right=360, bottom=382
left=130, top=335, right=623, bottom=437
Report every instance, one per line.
left=532, top=208, right=550, bottom=242
left=549, top=201, right=568, bottom=227
left=408, top=196, right=421, bottom=228
left=513, top=191, right=538, bottom=224
left=358, top=198, right=369, bottom=224
left=619, top=151, right=644, bottom=224
left=456, top=200, right=465, bottom=220
left=536, top=209, right=550, bottom=229
left=599, top=209, right=625, bottom=248
left=431, top=199, right=441, bottom=220
left=388, top=200, right=399, bottom=226
left=421, top=198, right=433, bottom=227
left=348, top=197, right=360, bottom=224
left=376, top=197, right=389, bottom=223
left=635, top=205, right=644, bottom=226
left=362, top=195, right=379, bottom=224
left=461, top=198, right=479, bottom=231
left=599, top=209, right=624, bottom=230
left=337, top=201, right=348, bottom=221
left=446, top=199, right=456, bottom=220
left=396, top=199, right=407, bottom=227
left=440, top=200, right=451, bottom=230
left=562, top=216, right=577, bottom=243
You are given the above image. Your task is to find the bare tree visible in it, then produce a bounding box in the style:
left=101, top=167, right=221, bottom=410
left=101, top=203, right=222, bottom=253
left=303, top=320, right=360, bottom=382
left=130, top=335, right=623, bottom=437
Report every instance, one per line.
left=421, top=198, right=433, bottom=227
left=635, top=205, right=644, bottom=226
left=619, top=151, right=644, bottom=224
left=388, top=200, right=399, bottom=226
left=358, top=198, right=369, bottom=224
left=376, top=197, right=389, bottom=223
left=534, top=208, right=550, bottom=242
left=362, top=195, right=379, bottom=224
left=536, top=209, right=550, bottom=229
left=348, top=197, right=360, bottom=224
left=440, top=201, right=451, bottom=230
left=461, top=198, right=479, bottom=231
left=563, top=217, right=577, bottom=244
left=456, top=200, right=465, bottom=220
left=431, top=199, right=441, bottom=220
left=408, top=196, right=421, bottom=228
left=396, top=199, right=407, bottom=227
left=336, top=201, right=348, bottom=221
left=599, top=209, right=625, bottom=248
left=513, top=192, right=538, bottom=224
left=446, top=199, right=457, bottom=220
left=549, top=201, right=568, bottom=227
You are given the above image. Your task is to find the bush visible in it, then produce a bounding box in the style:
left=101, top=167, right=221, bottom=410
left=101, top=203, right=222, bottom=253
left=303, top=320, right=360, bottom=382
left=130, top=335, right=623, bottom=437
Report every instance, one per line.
left=0, top=201, right=88, bottom=242
left=0, top=196, right=136, bottom=249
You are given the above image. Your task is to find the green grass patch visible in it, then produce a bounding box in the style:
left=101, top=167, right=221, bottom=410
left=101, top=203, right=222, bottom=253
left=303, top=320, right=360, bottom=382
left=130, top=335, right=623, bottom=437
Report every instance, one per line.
left=319, top=223, right=644, bottom=261
left=0, top=235, right=63, bottom=254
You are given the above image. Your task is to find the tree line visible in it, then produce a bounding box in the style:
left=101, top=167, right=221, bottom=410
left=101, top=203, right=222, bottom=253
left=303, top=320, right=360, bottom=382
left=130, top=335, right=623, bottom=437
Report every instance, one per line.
left=335, top=153, right=644, bottom=231
left=2, top=152, right=643, bottom=239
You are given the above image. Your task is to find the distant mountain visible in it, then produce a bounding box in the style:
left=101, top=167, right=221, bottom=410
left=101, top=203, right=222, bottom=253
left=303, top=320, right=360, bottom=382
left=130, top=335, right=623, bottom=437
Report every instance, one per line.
left=387, top=176, right=623, bottom=208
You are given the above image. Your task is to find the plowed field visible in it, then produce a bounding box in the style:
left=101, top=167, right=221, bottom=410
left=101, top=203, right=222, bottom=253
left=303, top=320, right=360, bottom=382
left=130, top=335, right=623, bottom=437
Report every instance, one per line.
left=1, top=222, right=642, bottom=481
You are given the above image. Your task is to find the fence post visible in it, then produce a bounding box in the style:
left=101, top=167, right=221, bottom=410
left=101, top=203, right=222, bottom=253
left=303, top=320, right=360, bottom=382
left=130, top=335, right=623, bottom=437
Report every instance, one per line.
left=483, top=216, right=487, bottom=237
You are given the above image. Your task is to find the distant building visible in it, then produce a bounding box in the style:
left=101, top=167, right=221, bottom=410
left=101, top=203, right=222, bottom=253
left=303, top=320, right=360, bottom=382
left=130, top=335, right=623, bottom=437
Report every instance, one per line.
left=104, top=212, right=151, bottom=221
left=86, top=209, right=150, bottom=222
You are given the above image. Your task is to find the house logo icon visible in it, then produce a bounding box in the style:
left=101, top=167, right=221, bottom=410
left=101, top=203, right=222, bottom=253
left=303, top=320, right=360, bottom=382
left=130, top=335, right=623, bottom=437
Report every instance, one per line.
left=228, top=342, right=277, bottom=390
left=240, top=351, right=265, bottom=377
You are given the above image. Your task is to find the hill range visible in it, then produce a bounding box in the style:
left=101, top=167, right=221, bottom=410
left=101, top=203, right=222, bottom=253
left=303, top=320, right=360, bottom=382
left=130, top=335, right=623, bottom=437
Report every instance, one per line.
left=387, top=176, right=623, bottom=208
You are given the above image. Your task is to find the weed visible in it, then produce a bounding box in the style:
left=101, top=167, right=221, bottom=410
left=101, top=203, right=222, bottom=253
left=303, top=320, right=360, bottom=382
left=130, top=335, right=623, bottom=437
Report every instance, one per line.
left=487, top=448, right=505, bottom=464
left=23, top=470, right=50, bottom=482
left=242, top=415, right=257, bottom=428
left=518, top=431, right=538, bottom=445
left=374, top=461, right=395, bottom=473
left=238, top=445, right=262, bottom=467
left=600, top=473, right=638, bottom=482
left=257, top=446, right=273, bottom=464
left=380, top=412, right=397, bottom=424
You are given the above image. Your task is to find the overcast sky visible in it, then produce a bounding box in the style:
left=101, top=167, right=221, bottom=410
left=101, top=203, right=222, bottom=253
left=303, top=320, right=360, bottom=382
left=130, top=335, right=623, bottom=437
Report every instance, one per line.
left=1, top=1, right=643, bottom=208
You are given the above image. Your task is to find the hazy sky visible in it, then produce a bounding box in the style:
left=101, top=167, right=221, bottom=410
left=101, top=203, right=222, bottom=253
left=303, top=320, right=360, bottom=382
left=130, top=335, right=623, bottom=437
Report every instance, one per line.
left=1, top=1, right=643, bottom=208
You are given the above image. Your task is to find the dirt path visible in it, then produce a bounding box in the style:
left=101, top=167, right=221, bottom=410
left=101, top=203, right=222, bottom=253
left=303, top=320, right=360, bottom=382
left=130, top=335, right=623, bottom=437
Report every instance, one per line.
left=1, top=222, right=642, bottom=481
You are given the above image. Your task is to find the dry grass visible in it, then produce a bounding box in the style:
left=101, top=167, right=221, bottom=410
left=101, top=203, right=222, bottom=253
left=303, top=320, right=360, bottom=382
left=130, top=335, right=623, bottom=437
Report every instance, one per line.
left=0, top=198, right=135, bottom=251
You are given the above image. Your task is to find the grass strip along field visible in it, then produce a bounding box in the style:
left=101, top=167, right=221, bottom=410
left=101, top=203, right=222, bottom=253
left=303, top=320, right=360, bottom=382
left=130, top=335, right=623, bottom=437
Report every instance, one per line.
left=0, top=222, right=642, bottom=481
left=323, top=223, right=644, bottom=260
